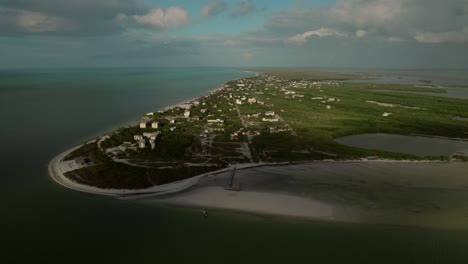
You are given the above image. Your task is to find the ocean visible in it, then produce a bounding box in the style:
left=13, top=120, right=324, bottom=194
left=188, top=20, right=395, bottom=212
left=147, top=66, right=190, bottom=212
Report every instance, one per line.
left=2, top=68, right=468, bottom=263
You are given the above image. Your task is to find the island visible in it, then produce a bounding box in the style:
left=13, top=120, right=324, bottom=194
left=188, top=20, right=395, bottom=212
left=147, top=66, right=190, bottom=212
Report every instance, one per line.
left=49, top=69, right=468, bottom=226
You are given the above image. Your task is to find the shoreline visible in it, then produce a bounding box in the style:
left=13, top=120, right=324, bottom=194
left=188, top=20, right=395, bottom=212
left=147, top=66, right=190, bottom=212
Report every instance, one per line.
left=48, top=71, right=468, bottom=223
left=48, top=141, right=457, bottom=199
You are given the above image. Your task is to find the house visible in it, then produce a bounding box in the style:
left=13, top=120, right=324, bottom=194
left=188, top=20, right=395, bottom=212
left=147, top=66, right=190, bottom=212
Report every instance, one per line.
left=326, top=105, right=331, bottom=110
left=265, top=111, right=275, bottom=116
left=247, top=98, right=257, bottom=104
left=170, top=127, right=176, bottom=132
left=139, top=122, right=147, bottom=129
left=262, top=118, right=279, bottom=122
left=150, top=140, right=156, bottom=150
left=151, top=122, right=159, bottom=129
left=134, top=135, right=143, bottom=141
left=184, top=110, right=191, bottom=118
left=236, top=99, right=242, bottom=105
left=200, top=109, right=207, bottom=114
left=139, top=140, right=146, bottom=149
left=382, top=112, right=392, bottom=117
left=207, top=119, right=224, bottom=124
left=170, top=119, right=176, bottom=124
left=328, top=98, right=336, bottom=102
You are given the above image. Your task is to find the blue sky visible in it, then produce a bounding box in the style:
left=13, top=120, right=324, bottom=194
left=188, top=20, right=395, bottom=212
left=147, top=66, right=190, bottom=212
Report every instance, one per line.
left=0, top=0, right=467, bottom=69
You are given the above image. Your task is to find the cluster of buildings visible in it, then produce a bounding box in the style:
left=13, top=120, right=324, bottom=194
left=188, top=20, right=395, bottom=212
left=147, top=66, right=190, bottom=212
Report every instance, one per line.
left=134, top=132, right=160, bottom=149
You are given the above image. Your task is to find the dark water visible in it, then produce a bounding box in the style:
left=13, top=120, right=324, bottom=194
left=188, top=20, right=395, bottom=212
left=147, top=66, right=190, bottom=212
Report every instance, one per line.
left=3, top=68, right=468, bottom=263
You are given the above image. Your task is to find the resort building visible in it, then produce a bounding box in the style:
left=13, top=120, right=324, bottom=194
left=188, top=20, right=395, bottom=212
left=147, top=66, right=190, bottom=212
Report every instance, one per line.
left=151, top=122, right=159, bottom=129
left=139, top=122, right=147, bottom=129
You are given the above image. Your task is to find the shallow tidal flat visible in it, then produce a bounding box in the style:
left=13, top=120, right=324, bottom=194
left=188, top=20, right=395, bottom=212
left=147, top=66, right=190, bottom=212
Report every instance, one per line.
left=336, top=133, right=468, bottom=156
left=159, top=161, right=468, bottom=229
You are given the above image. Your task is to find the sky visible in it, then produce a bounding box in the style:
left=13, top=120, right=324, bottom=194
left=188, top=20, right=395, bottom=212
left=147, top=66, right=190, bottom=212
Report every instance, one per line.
left=0, top=0, right=467, bottom=69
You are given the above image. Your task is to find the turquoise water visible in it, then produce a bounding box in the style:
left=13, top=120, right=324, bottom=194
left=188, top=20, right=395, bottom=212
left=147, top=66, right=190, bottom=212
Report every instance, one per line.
left=3, top=68, right=468, bottom=263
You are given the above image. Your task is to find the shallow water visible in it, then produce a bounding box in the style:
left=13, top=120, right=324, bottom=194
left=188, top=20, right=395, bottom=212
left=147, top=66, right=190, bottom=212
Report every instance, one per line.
left=336, top=133, right=468, bottom=156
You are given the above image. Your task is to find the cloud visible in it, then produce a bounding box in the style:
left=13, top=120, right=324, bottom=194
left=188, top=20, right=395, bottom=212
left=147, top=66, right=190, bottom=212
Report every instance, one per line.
left=16, top=10, right=74, bottom=33
left=414, top=29, right=468, bottom=44
left=232, top=0, right=256, bottom=17
left=117, top=7, right=191, bottom=31
left=332, top=0, right=405, bottom=27
left=287, top=28, right=348, bottom=45
left=355, top=29, right=367, bottom=38
left=201, top=0, right=228, bottom=18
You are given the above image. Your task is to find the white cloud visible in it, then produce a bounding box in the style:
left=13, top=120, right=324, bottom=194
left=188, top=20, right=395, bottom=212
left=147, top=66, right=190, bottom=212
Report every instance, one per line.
left=414, top=29, right=468, bottom=44
left=355, top=29, right=367, bottom=38
left=202, top=0, right=228, bottom=18
left=117, top=7, right=191, bottom=31
left=286, top=28, right=348, bottom=45
left=16, top=10, right=71, bottom=33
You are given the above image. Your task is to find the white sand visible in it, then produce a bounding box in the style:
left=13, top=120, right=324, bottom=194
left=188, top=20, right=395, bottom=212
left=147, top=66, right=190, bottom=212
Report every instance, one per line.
left=163, top=186, right=347, bottom=221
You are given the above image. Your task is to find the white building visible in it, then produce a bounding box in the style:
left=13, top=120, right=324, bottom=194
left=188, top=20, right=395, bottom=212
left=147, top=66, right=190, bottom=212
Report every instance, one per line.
left=326, top=105, right=331, bottom=110
left=134, top=135, right=143, bottom=141
left=236, top=99, right=242, bottom=105
left=151, top=122, right=159, bottom=129
left=139, top=140, right=146, bottom=149
left=150, top=140, right=156, bottom=150
left=265, top=111, right=275, bottom=116
left=382, top=112, right=392, bottom=117
left=247, top=98, right=257, bottom=104
left=262, top=118, right=279, bottom=122
left=184, top=110, right=191, bottom=118
left=170, top=119, right=176, bottom=124
left=207, top=119, right=224, bottom=124
left=139, top=122, right=147, bottom=129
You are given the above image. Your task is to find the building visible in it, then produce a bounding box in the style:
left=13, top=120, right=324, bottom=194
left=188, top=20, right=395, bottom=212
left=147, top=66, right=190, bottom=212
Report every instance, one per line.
left=151, top=122, right=159, bottom=129
left=262, top=118, right=279, bottom=122
left=184, top=110, right=191, bottom=118
left=247, top=98, right=257, bottom=104
left=139, top=140, right=146, bottom=149
left=170, top=119, right=176, bottom=124
left=139, top=122, right=147, bottom=129
left=382, top=112, right=392, bottom=117
left=150, top=140, right=156, bottom=150
left=134, top=135, right=143, bottom=141
left=236, top=99, right=242, bottom=105
left=265, top=111, right=275, bottom=116
left=326, top=105, right=331, bottom=110
left=207, top=119, right=224, bottom=124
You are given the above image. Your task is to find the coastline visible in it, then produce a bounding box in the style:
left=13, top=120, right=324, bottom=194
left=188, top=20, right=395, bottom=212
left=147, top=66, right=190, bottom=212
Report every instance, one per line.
left=48, top=71, right=468, bottom=224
